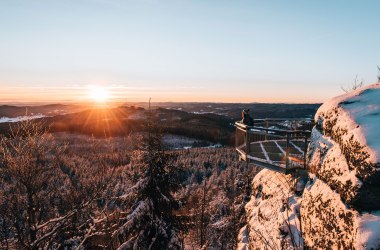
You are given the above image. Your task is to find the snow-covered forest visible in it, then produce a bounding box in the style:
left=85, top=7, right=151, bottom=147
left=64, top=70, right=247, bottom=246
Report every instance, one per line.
left=0, top=119, right=258, bottom=249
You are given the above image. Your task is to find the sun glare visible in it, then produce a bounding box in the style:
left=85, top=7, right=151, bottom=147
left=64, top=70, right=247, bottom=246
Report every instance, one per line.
left=88, top=86, right=109, bottom=103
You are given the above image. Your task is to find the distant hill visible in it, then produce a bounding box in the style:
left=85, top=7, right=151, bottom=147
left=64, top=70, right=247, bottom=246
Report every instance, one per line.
left=0, top=104, right=87, bottom=117
left=0, top=106, right=235, bottom=145
left=0, top=103, right=320, bottom=146
left=128, top=102, right=321, bottom=120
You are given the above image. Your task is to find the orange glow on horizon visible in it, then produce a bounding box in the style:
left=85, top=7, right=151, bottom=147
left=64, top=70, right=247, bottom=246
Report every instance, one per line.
left=0, top=85, right=326, bottom=104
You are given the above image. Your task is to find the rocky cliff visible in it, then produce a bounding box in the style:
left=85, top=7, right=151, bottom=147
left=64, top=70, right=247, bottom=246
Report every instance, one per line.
left=240, top=83, right=380, bottom=249
left=239, top=169, right=303, bottom=249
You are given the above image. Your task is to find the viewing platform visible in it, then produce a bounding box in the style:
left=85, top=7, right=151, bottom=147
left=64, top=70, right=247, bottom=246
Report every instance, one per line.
left=235, top=119, right=313, bottom=174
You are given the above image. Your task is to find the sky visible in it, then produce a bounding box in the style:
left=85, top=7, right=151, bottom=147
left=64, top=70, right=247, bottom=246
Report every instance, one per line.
left=0, top=0, right=379, bottom=104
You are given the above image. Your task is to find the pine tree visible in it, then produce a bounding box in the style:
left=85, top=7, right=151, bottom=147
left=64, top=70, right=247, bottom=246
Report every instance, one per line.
left=115, top=104, right=184, bottom=249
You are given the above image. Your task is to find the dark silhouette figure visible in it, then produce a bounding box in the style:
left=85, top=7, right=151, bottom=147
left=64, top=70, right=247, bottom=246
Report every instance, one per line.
left=241, top=109, right=254, bottom=126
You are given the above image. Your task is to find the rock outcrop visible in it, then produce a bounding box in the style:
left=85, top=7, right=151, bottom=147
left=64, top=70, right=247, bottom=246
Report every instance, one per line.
left=302, top=83, right=380, bottom=249
left=243, top=169, right=303, bottom=249
left=241, top=83, right=380, bottom=249
left=309, top=83, right=380, bottom=211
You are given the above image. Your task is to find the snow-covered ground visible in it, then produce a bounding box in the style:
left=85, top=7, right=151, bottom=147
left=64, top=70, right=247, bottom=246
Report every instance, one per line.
left=0, top=114, right=46, bottom=123
left=161, top=134, right=216, bottom=149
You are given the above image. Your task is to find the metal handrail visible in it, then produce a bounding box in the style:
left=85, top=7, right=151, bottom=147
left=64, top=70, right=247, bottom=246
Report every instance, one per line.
left=235, top=121, right=312, bottom=134
left=250, top=118, right=313, bottom=122
left=235, top=119, right=311, bottom=174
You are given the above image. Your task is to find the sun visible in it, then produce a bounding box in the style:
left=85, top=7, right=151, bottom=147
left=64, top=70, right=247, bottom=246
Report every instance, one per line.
left=88, top=85, right=109, bottom=103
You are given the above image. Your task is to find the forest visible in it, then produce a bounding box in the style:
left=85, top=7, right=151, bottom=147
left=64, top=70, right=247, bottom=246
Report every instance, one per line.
left=0, top=119, right=259, bottom=249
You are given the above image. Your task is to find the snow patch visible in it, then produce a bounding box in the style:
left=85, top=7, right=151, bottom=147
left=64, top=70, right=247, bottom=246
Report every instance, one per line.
left=237, top=225, right=249, bottom=250
left=356, top=211, right=380, bottom=249
left=0, top=114, right=46, bottom=123
left=316, top=83, right=380, bottom=162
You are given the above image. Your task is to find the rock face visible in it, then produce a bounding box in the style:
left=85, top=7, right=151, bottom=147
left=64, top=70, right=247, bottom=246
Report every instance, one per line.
left=301, top=175, right=358, bottom=248
left=242, top=84, right=380, bottom=249
left=244, top=169, right=303, bottom=249
left=302, top=83, right=380, bottom=249
left=310, top=83, right=380, bottom=211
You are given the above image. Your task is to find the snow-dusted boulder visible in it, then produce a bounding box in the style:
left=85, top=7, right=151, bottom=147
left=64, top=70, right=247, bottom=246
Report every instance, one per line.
left=244, top=169, right=303, bottom=249
left=310, top=83, right=380, bottom=209
left=302, top=83, right=380, bottom=249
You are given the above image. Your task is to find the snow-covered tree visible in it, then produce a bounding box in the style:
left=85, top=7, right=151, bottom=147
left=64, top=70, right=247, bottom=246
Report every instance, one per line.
left=0, top=120, right=118, bottom=249
left=0, top=120, right=70, bottom=249
left=114, top=112, right=184, bottom=249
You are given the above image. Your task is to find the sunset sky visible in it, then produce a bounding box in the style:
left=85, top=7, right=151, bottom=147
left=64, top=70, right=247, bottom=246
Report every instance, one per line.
left=1, top=0, right=379, bottom=104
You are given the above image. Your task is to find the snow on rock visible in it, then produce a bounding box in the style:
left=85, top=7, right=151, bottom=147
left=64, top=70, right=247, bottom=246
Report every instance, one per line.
left=301, top=175, right=358, bottom=248
left=242, top=84, right=380, bottom=249
left=313, top=84, right=380, bottom=210
left=302, top=175, right=380, bottom=249
left=356, top=211, right=380, bottom=249
left=307, top=128, right=362, bottom=205
left=244, top=169, right=303, bottom=249
left=302, top=83, right=380, bottom=249
left=237, top=225, right=249, bottom=250
left=316, top=83, right=380, bottom=163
